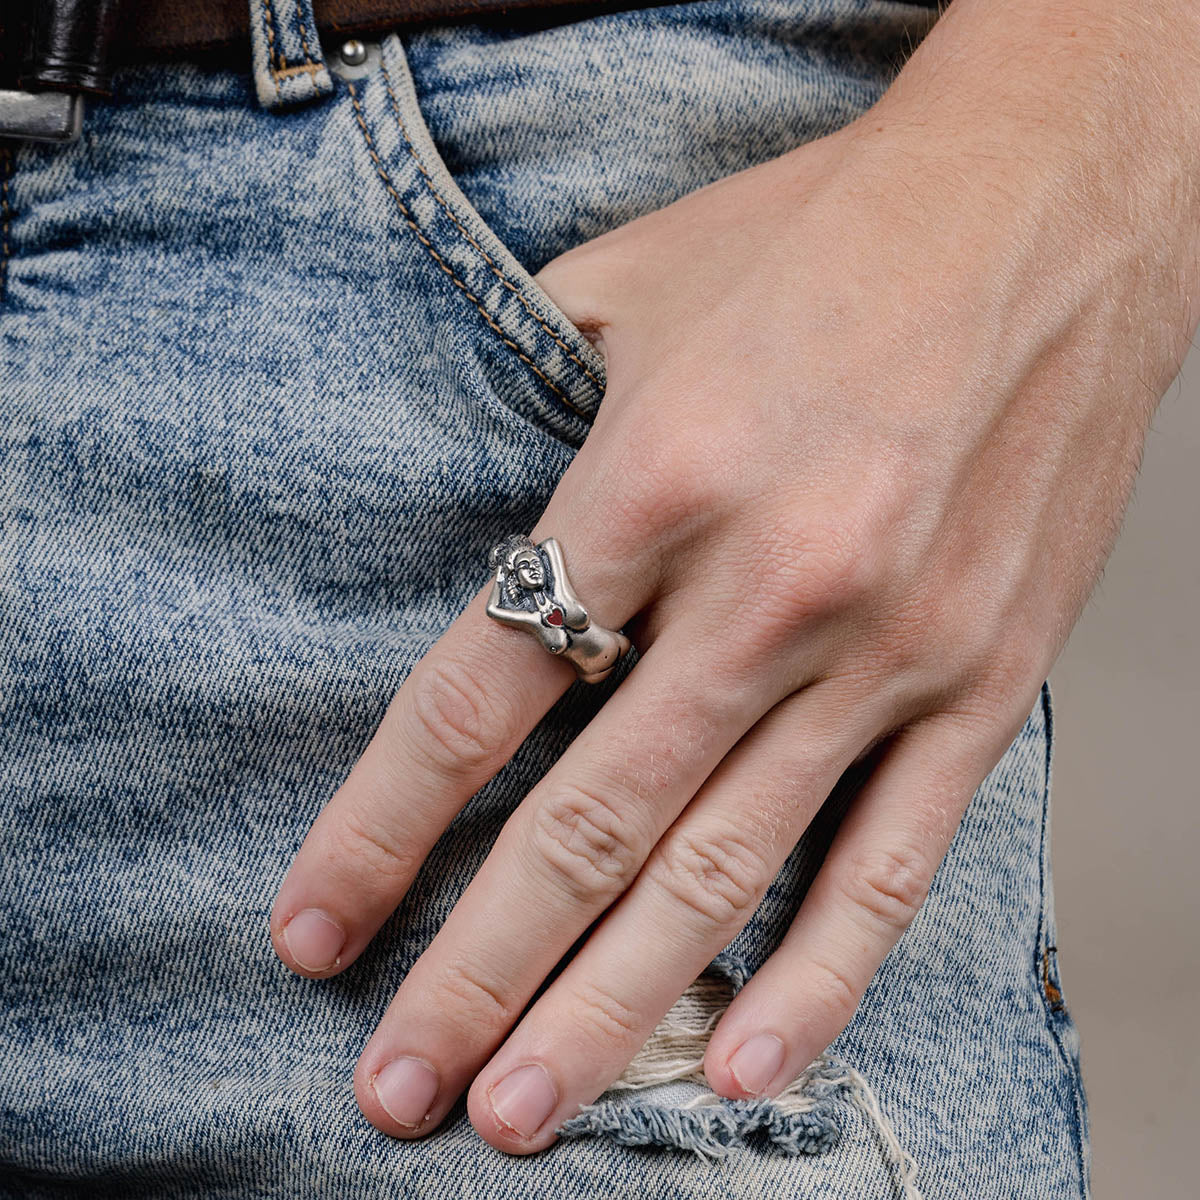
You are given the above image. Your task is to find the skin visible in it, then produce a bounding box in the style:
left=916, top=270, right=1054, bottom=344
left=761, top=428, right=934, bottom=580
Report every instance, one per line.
left=270, top=0, right=1200, bottom=1155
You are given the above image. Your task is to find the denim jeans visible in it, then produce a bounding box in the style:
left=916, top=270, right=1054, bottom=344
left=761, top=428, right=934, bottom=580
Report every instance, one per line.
left=0, top=0, right=1089, bottom=1195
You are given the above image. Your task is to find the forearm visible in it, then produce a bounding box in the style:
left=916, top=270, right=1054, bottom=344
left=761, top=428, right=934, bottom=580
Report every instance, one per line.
left=800, top=0, right=1200, bottom=405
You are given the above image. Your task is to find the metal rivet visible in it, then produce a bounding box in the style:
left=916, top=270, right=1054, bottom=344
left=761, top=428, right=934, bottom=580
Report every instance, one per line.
left=339, top=40, right=368, bottom=67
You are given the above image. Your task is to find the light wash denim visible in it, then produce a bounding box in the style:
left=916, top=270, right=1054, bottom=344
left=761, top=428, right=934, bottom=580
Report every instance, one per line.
left=0, top=0, right=1089, bottom=1195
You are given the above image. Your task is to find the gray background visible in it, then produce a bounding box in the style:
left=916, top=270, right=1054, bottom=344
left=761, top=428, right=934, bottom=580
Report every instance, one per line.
left=1049, top=343, right=1198, bottom=1198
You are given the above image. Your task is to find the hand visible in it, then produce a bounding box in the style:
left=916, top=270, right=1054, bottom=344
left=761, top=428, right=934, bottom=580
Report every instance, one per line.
left=269, top=1, right=1198, bottom=1154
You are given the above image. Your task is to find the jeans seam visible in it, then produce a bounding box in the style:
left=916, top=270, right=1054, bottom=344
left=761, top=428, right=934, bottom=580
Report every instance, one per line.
left=0, top=143, right=13, bottom=303
left=261, top=0, right=321, bottom=78
left=1034, top=680, right=1091, bottom=1198
left=261, top=0, right=284, bottom=73
left=345, top=81, right=589, bottom=419
left=377, top=56, right=606, bottom=396
left=292, top=0, right=319, bottom=67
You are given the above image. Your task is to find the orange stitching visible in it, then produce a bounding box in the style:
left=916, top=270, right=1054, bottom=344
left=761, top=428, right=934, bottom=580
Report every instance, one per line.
left=262, top=0, right=321, bottom=80
left=0, top=145, right=13, bottom=303
left=378, top=56, right=605, bottom=395
left=261, top=0, right=282, bottom=74
left=347, top=84, right=588, bottom=420
left=273, top=63, right=324, bottom=80
left=293, top=0, right=317, bottom=67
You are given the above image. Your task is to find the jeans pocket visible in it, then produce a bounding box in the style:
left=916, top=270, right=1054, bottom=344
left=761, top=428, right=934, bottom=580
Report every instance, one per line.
left=342, top=34, right=606, bottom=448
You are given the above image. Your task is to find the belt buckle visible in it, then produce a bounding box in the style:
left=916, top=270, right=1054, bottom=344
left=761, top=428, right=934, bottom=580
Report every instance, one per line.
left=0, top=88, right=84, bottom=142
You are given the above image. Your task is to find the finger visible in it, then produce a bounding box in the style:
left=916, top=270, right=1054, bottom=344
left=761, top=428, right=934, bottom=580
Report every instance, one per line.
left=703, top=707, right=1025, bottom=1099
left=454, top=680, right=888, bottom=1153
left=269, top=535, right=644, bottom=979
left=353, top=621, right=777, bottom=1137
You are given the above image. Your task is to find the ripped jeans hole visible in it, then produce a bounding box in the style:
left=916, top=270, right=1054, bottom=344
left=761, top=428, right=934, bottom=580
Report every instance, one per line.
left=556, top=953, right=923, bottom=1199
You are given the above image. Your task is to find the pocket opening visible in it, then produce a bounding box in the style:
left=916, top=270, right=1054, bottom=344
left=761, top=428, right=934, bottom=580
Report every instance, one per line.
left=344, top=35, right=607, bottom=446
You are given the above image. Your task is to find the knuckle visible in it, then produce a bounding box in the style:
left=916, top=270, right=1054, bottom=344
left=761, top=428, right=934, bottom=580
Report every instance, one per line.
left=906, top=592, right=987, bottom=690
left=869, top=589, right=939, bottom=677
left=328, top=806, right=422, bottom=888
left=405, top=657, right=511, bottom=779
left=438, top=957, right=518, bottom=1027
left=623, top=456, right=712, bottom=533
left=837, top=845, right=931, bottom=934
left=799, top=527, right=874, bottom=609
left=738, top=518, right=875, bottom=643
left=897, top=579, right=1037, bottom=712
left=964, top=647, right=1034, bottom=710
left=587, top=411, right=732, bottom=553
left=805, top=957, right=863, bottom=1029
left=565, top=979, right=645, bottom=1048
left=530, top=783, right=645, bottom=907
left=646, top=825, right=768, bottom=930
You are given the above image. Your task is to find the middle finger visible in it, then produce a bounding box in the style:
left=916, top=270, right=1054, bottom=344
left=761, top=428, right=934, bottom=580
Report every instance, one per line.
left=354, top=620, right=784, bottom=1136
left=468, top=677, right=888, bottom=1153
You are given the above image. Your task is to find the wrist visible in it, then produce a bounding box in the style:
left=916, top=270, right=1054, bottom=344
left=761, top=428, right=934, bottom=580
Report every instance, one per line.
left=781, top=0, right=1200, bottom=397
left=787, top=105, right=1190, bottom=403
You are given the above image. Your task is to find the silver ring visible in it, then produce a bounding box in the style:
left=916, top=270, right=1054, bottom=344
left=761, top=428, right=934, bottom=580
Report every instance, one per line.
left=485, top=533, right=632, bottom=684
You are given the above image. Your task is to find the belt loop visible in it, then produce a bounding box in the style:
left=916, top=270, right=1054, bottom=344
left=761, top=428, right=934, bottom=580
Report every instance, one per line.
left=247, top=0, right=335, bottom=111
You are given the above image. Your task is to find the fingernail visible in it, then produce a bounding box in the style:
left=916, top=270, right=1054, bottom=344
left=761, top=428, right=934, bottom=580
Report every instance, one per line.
left=487, top=1064, right=558, bottom=1138
left=281, top=908, right=345, bottom=972
left=729, top=1033, right=786, bottom=1095
left=372, top=1057, right=440, bottom=1129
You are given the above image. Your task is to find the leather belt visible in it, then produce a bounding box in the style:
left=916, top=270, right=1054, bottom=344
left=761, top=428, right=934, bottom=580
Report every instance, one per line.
left=0, top=0, right=657, bottom=144
left=126, top=0, right=642, bottom=61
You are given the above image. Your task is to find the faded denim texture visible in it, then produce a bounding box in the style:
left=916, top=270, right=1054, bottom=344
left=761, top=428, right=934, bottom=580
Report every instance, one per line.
left=0, top=0, right=1089, bottom=1196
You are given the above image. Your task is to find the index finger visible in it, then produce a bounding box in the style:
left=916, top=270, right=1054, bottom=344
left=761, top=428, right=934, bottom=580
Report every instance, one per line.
left=268, top=542, right=641, bottom=977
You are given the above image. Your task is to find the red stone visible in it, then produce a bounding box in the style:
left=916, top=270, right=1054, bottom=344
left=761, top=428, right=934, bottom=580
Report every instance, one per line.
left=547, top=607, right=564, bottom=626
